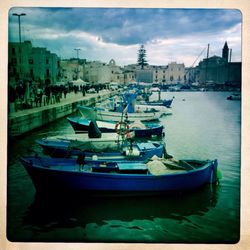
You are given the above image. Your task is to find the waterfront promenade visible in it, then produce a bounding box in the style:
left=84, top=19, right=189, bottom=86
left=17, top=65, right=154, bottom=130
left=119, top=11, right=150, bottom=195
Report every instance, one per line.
left=8, top=89, right=117, bottom=137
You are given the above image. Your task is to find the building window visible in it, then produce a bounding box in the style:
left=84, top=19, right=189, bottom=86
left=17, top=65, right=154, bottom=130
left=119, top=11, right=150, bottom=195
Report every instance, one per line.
left=46, top=59, right=49, bottom=64
left=170, top=76, right=173, bottom=81
left=163, top=75, right=165, bottom=79
left=163, top=70, right=165, bottom=73
left=30, top=69, right=34, bottom=78
left=12, top=48, right=16, bottom=55
left=155, top=70, right=158, bottom=73
left=46, top=69, right=50, bottom=77
left=12, top=58, right=17, bottom=65
left=29, top=59, right=34, bottom=64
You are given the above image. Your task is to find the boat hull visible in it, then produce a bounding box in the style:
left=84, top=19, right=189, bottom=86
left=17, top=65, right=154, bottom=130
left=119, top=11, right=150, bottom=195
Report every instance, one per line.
left=67, top=117, right=164, bottom=137
left=77, top=105, right=160, bottom=122
left=37, top=139, right=164, bottom=161
left=139, top=98, right=173, bottom=108
left=96, top=110, right=160, bottom=122
left=20, top=156, right=218, bottom=194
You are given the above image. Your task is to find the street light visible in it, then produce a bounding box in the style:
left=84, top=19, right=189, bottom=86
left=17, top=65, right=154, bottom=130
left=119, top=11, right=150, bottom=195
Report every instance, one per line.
left=74, top=48, right=81, bottom=59
left=74, top=48, right=81, bottom=79
left=12, top=13, right=26, bottom=43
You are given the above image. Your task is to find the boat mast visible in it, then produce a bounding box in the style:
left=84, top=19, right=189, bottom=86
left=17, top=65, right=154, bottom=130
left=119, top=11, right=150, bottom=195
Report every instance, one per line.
left=205, top=43, right=210, bottom=84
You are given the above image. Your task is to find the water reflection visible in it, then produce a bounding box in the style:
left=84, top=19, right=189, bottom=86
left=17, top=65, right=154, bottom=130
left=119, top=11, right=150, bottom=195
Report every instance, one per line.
left=22, top=185, right=219, bottom=241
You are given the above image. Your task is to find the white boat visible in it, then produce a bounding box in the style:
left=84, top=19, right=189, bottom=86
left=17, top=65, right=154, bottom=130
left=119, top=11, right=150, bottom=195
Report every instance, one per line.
left=77, top=105, right=161, bottom=122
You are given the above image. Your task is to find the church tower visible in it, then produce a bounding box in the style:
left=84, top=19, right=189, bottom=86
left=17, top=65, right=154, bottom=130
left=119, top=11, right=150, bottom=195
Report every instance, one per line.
left=222, top=42, right=229, bottom=62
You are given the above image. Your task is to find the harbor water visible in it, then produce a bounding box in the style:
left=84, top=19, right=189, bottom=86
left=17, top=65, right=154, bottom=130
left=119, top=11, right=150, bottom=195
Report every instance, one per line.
left=7, top=91, right=240, bottom=243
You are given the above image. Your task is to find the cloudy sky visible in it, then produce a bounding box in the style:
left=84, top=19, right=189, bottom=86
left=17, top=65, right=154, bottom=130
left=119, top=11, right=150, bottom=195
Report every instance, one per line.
left=8, top=8, right=241, bottom=67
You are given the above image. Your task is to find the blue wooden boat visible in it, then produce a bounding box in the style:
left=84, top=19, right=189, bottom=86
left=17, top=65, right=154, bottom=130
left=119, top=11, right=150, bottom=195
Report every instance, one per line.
left=36, top=138, right=165, bottom=162
left=20, top=155, right=219, bottom=194
left=139, top=98, right=174, bottom=108
left=67, top=117, right=164, bottom=137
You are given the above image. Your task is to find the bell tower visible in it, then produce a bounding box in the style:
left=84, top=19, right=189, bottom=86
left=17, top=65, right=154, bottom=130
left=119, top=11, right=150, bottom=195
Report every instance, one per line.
left=222, top=42, right=229, bottom=62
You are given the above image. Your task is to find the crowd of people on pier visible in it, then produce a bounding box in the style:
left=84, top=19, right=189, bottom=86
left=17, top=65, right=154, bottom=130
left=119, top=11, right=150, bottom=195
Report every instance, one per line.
left=8, top=80, right=107, bottom=113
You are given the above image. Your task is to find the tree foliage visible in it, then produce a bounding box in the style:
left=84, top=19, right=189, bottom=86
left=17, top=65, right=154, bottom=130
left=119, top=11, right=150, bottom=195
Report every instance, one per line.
left=137, top=45, right=148, bottom=69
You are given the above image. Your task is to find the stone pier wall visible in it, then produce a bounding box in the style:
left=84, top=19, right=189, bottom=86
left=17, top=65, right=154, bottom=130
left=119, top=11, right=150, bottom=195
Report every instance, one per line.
left=8, top=92, right=114, bottom=137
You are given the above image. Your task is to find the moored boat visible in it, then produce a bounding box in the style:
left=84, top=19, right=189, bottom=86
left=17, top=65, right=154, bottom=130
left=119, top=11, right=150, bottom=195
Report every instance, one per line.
left=77, top=105, right=161, bottom=122
left=36, top=137, right=165, bottom=162
left=227, top=93, right=241, bottom=100
left=138, top=98, right=174, bottom=108
left=67, top=117, right=164, bottom=137
left=134, top=104, right=172, bottom=115
left=20, top=155, right=219, bottom=194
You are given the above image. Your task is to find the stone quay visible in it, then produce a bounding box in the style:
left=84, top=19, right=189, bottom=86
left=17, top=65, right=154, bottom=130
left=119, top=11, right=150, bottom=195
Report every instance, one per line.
left=8, top=90, right=118, bottom=137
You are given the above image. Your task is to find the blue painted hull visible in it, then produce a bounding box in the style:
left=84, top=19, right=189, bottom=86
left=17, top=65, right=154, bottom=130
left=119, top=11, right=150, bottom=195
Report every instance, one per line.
left=20, top=156, right=218, bottom=194
left=36, top=139, right=164, bottom=162
left=67, top=117, right=164, bottom=137
left=140, top=99, right=173, bottom=108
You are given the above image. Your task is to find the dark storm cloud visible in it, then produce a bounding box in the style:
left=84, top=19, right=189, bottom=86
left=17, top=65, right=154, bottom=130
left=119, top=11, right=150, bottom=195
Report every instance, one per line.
left=8, top=7, right=241, bottom=65
left=9, top=8, right=241, bottom=46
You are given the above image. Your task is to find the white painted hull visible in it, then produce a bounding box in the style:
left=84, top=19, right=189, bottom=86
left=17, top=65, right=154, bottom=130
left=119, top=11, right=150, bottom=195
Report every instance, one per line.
left=96, top=110, right=160, bottom=122
left=77, top=105, right=160, bottom=122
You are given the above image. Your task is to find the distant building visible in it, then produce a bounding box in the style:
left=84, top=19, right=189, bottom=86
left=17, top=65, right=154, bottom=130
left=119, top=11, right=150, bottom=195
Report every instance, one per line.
left=123, top=64, right=137, bottom=83
left=8, top=41, right=60, bottom=86
left=60, top=59, right=84, bottom=82
left=108, top=59, right=124, bottom=83
left=123, top=70, right=136, bottom=84
left=134, top=62, right=185, bottom=84
left=83, top=59, right=124, bottom=84
left=136, top=68, right=153, bottom=83
left=164, top=62, right=185, bottom=84
left=197, top=42, right=241, bottom=86
left=184, top=67, right=198, bottom=84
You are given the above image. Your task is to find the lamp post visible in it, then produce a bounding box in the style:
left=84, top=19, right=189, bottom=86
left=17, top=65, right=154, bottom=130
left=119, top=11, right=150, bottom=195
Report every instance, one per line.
left=74, top=48, right=81, bottom=60
left=74, top=48, right=81, bottom=79
left=12, top=13, right=26, bottom=43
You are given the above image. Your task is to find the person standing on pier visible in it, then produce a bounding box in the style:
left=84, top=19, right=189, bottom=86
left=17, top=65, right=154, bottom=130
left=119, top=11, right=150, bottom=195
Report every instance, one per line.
left=45, top=85, right=51, bottom=105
